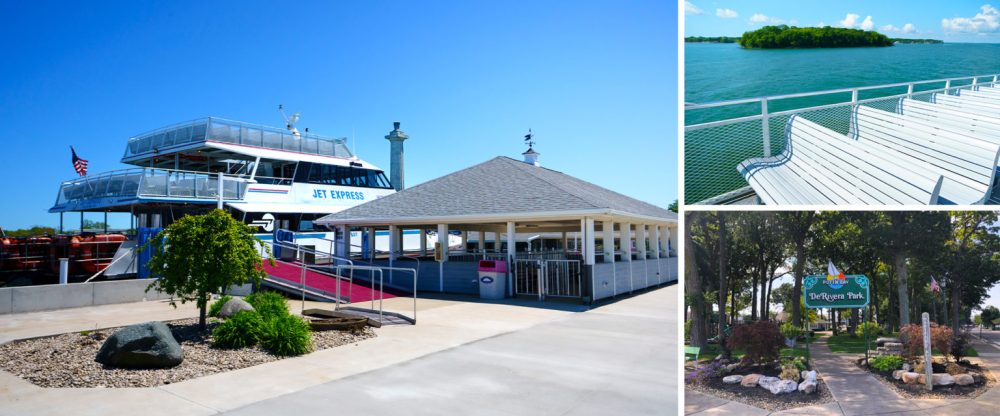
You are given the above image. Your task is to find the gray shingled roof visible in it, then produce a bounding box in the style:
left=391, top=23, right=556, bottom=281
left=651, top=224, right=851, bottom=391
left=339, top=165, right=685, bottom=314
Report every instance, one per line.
left=317, top=156, right=676, bottom=223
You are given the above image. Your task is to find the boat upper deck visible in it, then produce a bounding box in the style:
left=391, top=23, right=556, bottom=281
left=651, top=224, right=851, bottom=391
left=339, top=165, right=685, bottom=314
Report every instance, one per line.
left=123, top=117, right=353, bottom=164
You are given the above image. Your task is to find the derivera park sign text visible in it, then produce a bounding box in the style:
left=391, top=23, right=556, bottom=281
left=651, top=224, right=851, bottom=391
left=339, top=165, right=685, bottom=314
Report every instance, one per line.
left=803, top=274, right=870, bottom=309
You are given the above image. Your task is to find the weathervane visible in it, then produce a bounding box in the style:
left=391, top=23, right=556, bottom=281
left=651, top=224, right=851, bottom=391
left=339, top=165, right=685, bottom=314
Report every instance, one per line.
left=524, top=128, right=535, bottom=149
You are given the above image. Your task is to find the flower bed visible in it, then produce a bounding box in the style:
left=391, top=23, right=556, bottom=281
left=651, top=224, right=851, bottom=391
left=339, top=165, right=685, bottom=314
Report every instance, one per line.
left=0, top=317, right=375, bottom=388
left=685, top=359, right=834, bottom=412
left=860, top=357, right=995, bottom=399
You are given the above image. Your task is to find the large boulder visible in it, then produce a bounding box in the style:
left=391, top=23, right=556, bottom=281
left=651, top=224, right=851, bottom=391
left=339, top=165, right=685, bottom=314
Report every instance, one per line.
left=741, top=373, right=762, bottom=387
left=723, top=375, right=743, bottom=384
left=892, top=370, right=905, bottom=380
left=95, top=321, right=183, bottom=368
left=955, top=374, right=975, bottom=386
left=766, top=379, right=798, bottom=395
left=901, top=372, right=921, bottom=384
left=802, top=370, right=817, bottom=383
left=757, top=376, right=781, bottom=389
left=219, top=298, right=254, bottom=318
left=932, top=373, right=955, bottom=386
left=798, top=380, right=817, bottom=394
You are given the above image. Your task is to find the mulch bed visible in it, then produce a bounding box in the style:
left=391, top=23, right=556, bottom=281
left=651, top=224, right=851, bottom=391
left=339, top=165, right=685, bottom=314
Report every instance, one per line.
left=860, top=358, right=995, bottom=399
left=686, top=362, right=834, bottom=412
left=0, top=317, right=376, bottom=388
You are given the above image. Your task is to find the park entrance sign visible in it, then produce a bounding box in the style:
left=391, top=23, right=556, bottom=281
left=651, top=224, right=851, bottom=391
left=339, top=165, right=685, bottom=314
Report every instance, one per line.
left=803, top=274, right=870, bottom=309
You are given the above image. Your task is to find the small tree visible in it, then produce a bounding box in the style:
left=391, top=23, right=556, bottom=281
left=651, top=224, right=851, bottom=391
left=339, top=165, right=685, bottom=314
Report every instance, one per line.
left=144, top=209, right=273, bottom=330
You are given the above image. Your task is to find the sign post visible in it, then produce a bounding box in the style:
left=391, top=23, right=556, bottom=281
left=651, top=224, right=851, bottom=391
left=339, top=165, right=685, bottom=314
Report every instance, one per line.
left=803, top=274, right=870, bottom=366
left=922, top=312, right=933, bottom=391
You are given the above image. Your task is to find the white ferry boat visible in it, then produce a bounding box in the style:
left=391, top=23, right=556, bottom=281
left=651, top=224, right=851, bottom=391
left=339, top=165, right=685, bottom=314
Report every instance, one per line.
left=47, top=115, right=459, bottom=271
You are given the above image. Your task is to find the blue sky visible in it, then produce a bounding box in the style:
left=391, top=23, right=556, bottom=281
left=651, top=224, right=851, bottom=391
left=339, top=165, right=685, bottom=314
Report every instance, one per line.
left=685, top=1, right=1000, bottom=43
left=0, top=0, right=676, bottom=231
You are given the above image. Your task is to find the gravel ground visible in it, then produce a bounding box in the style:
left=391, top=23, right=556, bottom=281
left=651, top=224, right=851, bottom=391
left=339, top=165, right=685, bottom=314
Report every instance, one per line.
left=686, top=364, right=834, bottom=412
left=0, top=318, right=376, bottom=388
left=858, top=358, right=996, bottom=399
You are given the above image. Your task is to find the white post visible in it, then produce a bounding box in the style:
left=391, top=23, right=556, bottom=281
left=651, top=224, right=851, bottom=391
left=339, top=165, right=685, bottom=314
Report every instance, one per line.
left=419, top=228, right=427, bottom=255
left=761, top=98, right=771, bottom=157
left=636, top=224, right=647, bottom=260
left=621, top=222, right=632, bottom=261
left=337, top=225, right=352, bottom=258
left=389, top=225, right=400, bottom=260
left=437, top=224, right=448, bottom=293
left=653, top=226, right=661, bottom=259
left=922, top=312, right=933, bottom=391
left=666, top=225, right=676, bottom=256
left=216, top=172, right=224, bottom=209
left=367, top=227, right=376, bottom=260
left=602, top=221, right=614, bottom=262
left=584, top=218, right=596, bottom=266
left=59, top=258, right=69, bottom=285
left=506, top=221, right=516, bottom=296
left=580, top=219, right=588, bottom=261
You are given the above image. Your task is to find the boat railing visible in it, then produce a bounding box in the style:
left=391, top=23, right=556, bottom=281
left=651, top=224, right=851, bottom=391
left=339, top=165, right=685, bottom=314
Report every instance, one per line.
left=684, top=73, right=1000, bottom=204
left=123, top=117, right=353, bottom=161
left=52, top=167, right=250, bottom=210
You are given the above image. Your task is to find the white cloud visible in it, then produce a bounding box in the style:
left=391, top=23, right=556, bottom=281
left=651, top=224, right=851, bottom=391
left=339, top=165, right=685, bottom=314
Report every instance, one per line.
left=840, top=13, right=861, bottom=27
left=942, top=4, right=1000, bottom=33
left=817, top=21, right=827, bottom=27
left=750, top=13, right=783, bottom=24
left=685, top=1, right=703, bottom=15
left=860, top=16, right=874, bottom=30
left=880, top=24, right=900, bottom=32
left=840, top=13, right=875, bottom=30
left=716, top=8, right=738, bottom=19
left=902, top=23, right=917, bottom=33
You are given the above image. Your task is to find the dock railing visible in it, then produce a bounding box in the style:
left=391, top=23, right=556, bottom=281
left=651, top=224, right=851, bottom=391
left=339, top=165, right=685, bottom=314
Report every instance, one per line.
left=684, top=73, right=1000, bottom=204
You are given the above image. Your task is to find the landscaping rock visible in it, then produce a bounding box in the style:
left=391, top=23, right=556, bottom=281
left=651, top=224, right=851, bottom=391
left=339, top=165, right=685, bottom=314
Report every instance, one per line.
left=955, top=374, right=975, bottom=386
left=722, top=375, right=743, bottom=384
left=932, top=373, right=955, bottom=386
left=803, top=370, right=817, bottom=382
left=741, top=373, right=762, bottom=387
left=95, top=321, right=183, bottom=368
left=725, top=363, right=740, bottom=373
left=876, top=337, right=900, bottom=346
left=798, top=380, right=817, bottom=394
left=893, top=370, right=905, bottom=380
left=764, top=379, right=798, bottom=395
left=902, top=363, right=912, bottom=372
left=757, top=375, right=780, bottom=389
left=901, top=372, right=921, bottom=384
left=218, top=298, right=254, bottom=318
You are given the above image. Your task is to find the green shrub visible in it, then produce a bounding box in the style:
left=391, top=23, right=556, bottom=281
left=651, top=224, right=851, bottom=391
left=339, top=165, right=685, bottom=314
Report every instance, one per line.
left=212, top=310, right=266, bottom=348
left=856, top=322, right=881, bottom=338
left=869, top=355, right=905, bottom=372
left=780, top=322, right=803, bottom=340
left=262, top=314, right=312, bottom=356
left=208, top=295, right=233, bottom=318
left=246, top=291, right=289, bottom=319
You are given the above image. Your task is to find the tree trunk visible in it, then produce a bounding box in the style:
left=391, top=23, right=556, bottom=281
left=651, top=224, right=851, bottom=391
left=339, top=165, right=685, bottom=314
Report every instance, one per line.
left=685, top=213, right=707, bottom=348
left=717, top=213, right=730, bottom=357
left=751, top=262, right=758, bottom=321
left=198, top=296, right=207, bottom=331
left=951, top=282, right=962, bottom=333
left=849, top=308, right=859, bottom=336
left=792, top=240, right=805, bottom=327
left=765, top=271, right=775, bottom=321
left=894, top=252, right=910, bottom=327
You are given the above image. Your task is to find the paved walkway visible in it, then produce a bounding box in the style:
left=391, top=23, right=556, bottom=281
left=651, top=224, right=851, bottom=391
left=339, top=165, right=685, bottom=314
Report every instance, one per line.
left=686, top=334, right=1000, bottom=416
left=0, top=286, right=675, bottom=416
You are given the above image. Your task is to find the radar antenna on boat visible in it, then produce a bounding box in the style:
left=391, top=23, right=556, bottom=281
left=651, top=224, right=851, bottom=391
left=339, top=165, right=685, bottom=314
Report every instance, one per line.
left=278, top=104, right=302, bottom=137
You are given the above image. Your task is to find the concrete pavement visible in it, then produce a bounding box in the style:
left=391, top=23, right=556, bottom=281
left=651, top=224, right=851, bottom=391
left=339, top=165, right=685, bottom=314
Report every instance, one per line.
left=0, top=285, right=676, bottom=416
left=221, top=285, right=677, bottom=416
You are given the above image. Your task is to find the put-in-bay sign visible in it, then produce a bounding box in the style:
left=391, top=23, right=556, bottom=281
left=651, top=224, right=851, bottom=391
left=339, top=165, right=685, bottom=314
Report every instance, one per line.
left=803, top=274, right=870, bottom=309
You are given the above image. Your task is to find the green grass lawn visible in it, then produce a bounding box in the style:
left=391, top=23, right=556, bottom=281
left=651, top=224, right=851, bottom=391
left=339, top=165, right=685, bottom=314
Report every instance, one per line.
left=690, top=344, right=808, bottom=362
left=824, top=334, right=978, bottom=357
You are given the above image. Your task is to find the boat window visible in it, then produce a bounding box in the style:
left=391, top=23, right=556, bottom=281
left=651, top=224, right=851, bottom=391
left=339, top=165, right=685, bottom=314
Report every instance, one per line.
left=295, top=162, right=392, bottom=189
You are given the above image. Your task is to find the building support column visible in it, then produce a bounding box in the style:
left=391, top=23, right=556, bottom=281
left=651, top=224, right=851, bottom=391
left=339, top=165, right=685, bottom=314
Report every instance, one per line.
left=419, top=228, right=427, bottom=256
left=622, top=222, right=633, bottom=293
left=437, top=223, right=448, bottom=292
left=366, top=227, right=376, bottom=260
left=584, top=218, right=596, bottom=302
left=653, top=226, right=661, bottom=259
left=506, top=221, right=516, bottom=296
left=389, top=225, right=400, bottom=260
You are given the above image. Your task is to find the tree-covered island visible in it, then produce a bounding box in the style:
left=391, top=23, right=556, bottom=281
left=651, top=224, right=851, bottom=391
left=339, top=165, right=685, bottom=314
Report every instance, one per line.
left=738, top=25, right=894, bottom=49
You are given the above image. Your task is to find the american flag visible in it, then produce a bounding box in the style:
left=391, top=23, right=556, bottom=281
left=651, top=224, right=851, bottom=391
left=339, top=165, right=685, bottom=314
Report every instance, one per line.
left=71, top=146, right=88, bottom=176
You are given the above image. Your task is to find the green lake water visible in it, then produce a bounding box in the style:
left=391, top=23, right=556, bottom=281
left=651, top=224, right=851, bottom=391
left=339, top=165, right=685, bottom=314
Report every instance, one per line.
left=684, top=43, right=1000, bottom=204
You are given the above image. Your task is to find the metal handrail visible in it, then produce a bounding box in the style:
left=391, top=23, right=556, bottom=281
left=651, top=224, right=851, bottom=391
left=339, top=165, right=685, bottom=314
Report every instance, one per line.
left=270, top=239, right=355, bottom=311
left=334, top=264, right=418, bottom=324
left=685, top=73, right=1000, bottom=110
